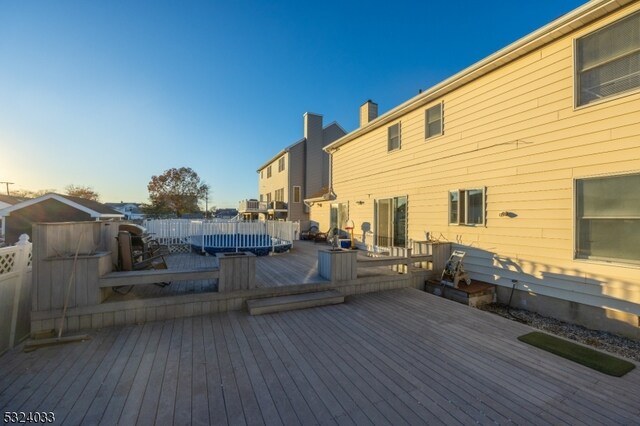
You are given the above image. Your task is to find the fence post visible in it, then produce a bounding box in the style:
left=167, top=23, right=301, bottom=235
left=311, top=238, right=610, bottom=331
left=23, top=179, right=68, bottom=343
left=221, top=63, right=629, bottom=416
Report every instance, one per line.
left=9, top=234, right=30, bottom=348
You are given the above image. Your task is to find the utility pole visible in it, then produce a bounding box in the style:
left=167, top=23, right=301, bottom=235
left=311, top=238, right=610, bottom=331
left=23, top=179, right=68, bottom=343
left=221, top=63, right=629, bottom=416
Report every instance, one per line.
left=0, top=182, right=14, bottom=196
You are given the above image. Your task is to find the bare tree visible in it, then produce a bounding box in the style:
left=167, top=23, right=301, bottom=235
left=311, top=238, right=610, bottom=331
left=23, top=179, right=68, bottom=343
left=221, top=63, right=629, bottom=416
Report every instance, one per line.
left=65, top=185, right=100, bottom=201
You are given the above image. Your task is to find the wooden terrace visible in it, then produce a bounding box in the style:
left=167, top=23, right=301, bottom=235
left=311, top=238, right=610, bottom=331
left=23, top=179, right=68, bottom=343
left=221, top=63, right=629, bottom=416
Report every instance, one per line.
left=104, top=240, right=400, bottom=302
left=30, top=233, right=432, bottom=335
left=2, top=288, right=638, bottom=425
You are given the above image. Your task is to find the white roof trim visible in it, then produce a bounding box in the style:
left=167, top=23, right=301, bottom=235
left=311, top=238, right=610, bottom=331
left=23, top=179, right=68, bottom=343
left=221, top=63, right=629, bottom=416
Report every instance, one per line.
left=325, top=0, right=632, bottom=152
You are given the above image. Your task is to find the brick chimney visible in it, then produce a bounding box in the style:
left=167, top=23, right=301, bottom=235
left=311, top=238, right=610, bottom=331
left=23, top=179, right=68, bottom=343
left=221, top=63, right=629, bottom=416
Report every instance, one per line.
left=360, top=100, right=378, bottom=127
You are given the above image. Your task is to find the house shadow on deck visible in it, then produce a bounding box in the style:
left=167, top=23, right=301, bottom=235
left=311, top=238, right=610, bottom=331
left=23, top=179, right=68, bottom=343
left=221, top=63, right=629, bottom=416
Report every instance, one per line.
left=29, top=222, right=437, bottom=335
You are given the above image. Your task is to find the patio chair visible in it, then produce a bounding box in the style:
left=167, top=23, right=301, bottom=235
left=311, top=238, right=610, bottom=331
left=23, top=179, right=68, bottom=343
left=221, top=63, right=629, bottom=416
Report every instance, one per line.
left=300, top=225, right=319, bottom=241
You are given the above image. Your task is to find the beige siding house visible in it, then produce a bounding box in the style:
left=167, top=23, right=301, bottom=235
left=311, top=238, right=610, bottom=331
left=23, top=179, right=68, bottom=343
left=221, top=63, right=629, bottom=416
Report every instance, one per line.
left=240, top=113, right=346, bottom=229
left=310, top=0, right=640, bottom=337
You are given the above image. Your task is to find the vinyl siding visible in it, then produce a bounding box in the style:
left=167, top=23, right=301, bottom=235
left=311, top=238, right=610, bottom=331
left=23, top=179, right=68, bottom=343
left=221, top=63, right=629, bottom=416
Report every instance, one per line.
left=322, top=2, right=640, bottom=315
left=287, top=142, right=307, bottom=226
left=259, top=153, right=288, bottom=204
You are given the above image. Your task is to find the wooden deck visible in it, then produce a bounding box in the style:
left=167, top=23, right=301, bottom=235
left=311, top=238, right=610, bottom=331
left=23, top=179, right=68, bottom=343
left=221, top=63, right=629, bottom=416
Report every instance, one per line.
left=2, top=288, right=638, bottom=425
left=104, top=241, right=396, bottom=302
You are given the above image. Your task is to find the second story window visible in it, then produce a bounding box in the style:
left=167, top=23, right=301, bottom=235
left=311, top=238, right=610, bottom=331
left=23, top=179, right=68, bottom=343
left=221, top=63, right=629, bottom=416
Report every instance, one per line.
left=278, top=157, right=285, bottom=172
left=267, top=165, right=272, bottom=178
left=388, top=123, right=401, bottom=152
left=425, top=103, right=443, bottom=139
left=576, top=10, right=640, bottom=106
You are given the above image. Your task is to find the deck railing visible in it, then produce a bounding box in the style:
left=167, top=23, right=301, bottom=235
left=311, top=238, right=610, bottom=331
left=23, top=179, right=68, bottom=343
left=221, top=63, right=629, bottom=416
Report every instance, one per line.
left=0, top=234, right=32, bottom=354
left=238, top=199, right=268, bottom=212
left=143, top=219, right=298, bottom=252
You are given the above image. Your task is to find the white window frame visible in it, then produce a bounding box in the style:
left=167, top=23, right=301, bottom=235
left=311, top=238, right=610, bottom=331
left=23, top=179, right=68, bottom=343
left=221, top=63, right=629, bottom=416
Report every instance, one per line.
left=267, top=165, right=272, bottom=178
left=574, top=172, right=640, bottom=265
left=448, top=188, right=486, bottom=226
left=278, top=156, right=285, bottom=172
left=387, top=123, right=401, bottom=152
left=574, top=10, right=640, bottom=108
left=425, top=102, right=443, bottom=139
left=293, top=186, right=301, bottom=203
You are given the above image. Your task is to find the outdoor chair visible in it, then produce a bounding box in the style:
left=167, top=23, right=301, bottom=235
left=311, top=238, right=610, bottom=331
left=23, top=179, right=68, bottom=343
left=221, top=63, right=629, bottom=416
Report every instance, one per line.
left=300, top=225, right=319, bottom=241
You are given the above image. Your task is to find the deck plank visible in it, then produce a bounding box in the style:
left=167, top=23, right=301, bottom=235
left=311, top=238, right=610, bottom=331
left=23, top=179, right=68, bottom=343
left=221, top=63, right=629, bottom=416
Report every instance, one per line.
left=2, top=288, right=639, bottom=424
left=136, top=320, right=175, bottom=426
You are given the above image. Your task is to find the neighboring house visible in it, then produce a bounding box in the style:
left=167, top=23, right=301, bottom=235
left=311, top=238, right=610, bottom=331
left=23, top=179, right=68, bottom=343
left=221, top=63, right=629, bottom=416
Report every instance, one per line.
left=0, top=195, right=28, bottom=244
left=239, top=112, right=346, bottom=228
left=310, top=0, right=640, bottom=337
left=0, top=193, right=124, bottom=244
left=104, top=202, right=146, bottom=220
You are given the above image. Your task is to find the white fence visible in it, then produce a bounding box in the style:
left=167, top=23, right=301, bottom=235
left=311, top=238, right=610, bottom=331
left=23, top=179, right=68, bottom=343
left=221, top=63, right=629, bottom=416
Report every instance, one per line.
left=0, top=234, right=32, bottom=354
left=143, top=219, right=299, bottom=253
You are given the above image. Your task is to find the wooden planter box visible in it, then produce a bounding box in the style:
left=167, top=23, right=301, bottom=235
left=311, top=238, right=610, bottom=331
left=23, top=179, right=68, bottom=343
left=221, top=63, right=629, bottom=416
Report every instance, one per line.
left=318, top=249, right=358, bottom=282
left=216, top=252, right=256, bottom=292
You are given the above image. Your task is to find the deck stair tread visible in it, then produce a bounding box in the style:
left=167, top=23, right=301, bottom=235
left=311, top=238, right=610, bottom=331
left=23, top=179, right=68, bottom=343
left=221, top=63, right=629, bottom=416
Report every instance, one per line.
left=247, top=290, right=344, bottom=315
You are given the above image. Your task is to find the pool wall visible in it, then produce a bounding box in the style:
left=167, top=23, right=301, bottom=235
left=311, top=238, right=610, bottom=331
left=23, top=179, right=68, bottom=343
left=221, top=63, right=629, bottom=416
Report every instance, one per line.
left=190, top=233, right=292, bottom=256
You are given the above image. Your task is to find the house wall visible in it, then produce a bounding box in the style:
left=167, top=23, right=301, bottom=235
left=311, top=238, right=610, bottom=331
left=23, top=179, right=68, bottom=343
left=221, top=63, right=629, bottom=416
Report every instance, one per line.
left=5, top=199, right=94, bottom=244
left=258, top=152, right=289, bottom=204
left=322, top=122, right=347, bottom=185
left=318, top=3, right=640, bottom=333
left=304, top=113, right=326, bottom=199
left=288, top=141, right=308, bottom=227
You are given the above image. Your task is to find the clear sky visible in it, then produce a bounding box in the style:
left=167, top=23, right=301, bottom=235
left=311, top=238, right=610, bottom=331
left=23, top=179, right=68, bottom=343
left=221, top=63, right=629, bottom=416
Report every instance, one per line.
left=0, top=0, right=587, bottom=208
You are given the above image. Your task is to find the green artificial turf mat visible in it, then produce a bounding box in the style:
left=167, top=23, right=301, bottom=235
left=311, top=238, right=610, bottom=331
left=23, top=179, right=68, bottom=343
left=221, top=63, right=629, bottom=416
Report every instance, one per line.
left=517, top=331, right=635, bottom=377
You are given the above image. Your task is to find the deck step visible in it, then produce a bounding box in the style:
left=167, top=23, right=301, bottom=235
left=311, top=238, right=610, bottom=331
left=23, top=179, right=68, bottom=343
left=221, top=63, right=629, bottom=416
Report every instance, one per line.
left=247, top=290, right=344, bottom=315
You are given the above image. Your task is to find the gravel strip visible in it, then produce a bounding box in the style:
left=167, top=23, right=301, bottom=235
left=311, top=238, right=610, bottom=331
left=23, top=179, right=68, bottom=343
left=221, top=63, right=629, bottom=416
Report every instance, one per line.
left=477, top=303, right=640, bottom=363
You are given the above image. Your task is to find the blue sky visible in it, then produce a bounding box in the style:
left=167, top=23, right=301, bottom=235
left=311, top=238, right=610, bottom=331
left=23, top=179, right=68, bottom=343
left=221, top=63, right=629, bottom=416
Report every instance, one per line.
left=0, top=0, right=587, bottom=208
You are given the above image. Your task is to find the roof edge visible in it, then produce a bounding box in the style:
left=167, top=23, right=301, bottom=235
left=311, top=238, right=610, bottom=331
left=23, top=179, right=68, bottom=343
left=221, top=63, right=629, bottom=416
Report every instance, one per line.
left=325, top=0, right=629, bottom=152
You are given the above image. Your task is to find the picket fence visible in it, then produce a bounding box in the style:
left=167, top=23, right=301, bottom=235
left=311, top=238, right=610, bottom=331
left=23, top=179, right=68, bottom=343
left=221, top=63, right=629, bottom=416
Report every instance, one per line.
left=143, top=219, right=299, bottom=253
left=0, top=234, right=32, bottom=354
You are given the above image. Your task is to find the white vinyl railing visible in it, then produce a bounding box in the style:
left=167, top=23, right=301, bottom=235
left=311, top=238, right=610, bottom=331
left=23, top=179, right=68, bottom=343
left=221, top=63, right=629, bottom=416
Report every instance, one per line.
left=238, top=199, right=268, bottom=212
left=0, top=234, right=32, bottom=354
left=143, top=219, right=298, bottom=253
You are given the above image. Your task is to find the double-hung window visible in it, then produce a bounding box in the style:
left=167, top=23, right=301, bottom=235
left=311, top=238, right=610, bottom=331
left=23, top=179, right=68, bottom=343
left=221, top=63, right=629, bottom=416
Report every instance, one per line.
left=278, top=157, right=285, bottom=172
left=267, top=166, right=272, bottom=178
left=576, top=173, right=640, bottom=264
left=388, top=123, right=401, bottom=152
left=425, top=103, right=443, bottom=139
left=449, top=188, right=485, bottom=225
left=293, top=186, right=301, bottom=203
left=575, top=10, right=640, bottom=106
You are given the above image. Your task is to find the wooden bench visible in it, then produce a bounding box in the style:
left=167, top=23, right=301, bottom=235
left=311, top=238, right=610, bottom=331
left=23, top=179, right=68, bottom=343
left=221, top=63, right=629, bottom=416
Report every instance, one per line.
left=98, top=267, right=219, bottom=288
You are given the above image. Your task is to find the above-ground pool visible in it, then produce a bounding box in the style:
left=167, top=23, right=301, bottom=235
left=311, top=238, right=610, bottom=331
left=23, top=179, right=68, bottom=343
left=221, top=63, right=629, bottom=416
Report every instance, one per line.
left=190, top=233, right=292, bottom=256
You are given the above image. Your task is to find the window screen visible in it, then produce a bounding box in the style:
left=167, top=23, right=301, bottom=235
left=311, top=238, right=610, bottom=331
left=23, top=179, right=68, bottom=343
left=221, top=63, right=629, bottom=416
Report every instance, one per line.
left=576, top=11, right=640, bottom=106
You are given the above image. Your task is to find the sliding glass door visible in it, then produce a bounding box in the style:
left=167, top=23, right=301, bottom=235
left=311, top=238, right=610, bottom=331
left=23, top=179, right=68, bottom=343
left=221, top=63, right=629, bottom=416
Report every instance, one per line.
left=375, top=196, right=407, bottom=248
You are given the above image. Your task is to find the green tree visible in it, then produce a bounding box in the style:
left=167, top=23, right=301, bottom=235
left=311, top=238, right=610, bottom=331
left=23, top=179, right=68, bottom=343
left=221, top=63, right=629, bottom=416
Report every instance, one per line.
left=65, top=184, right=100, bottom=201
left=145, top=167, right=209, bottom=217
